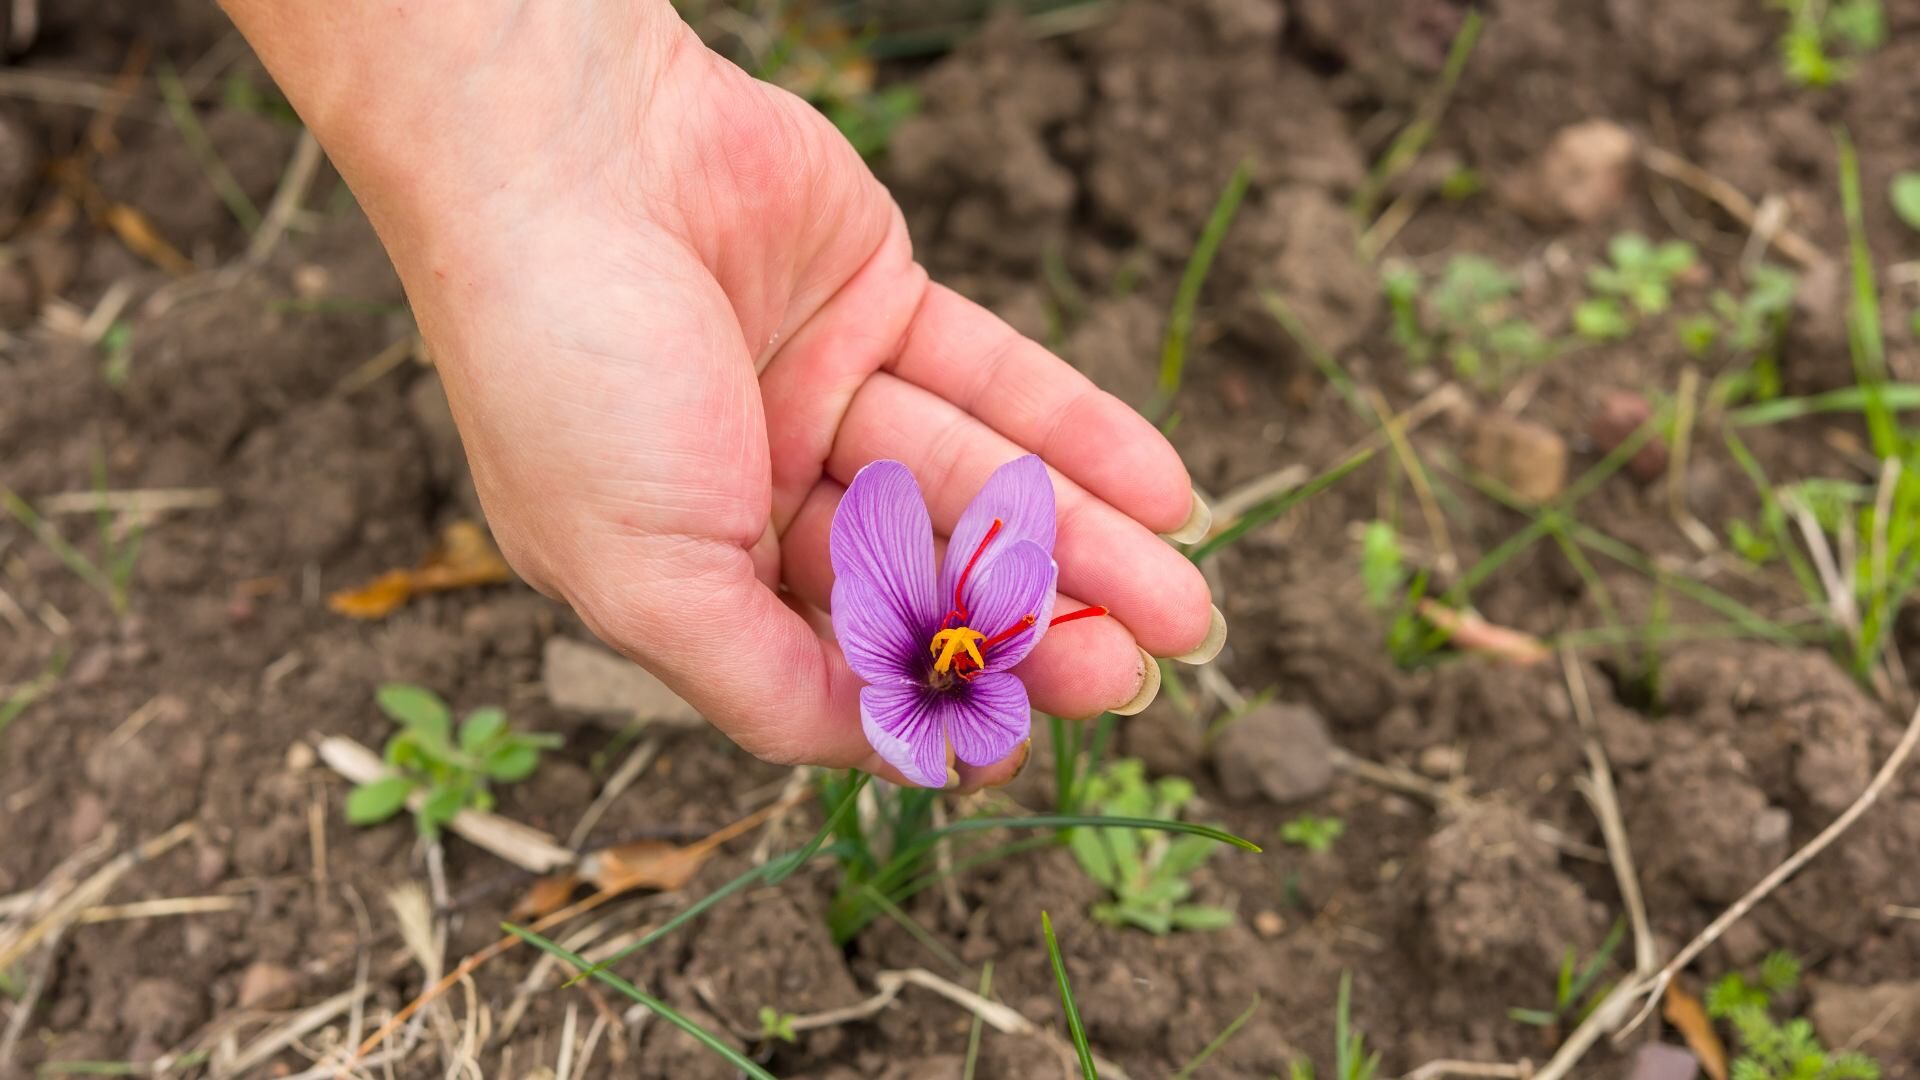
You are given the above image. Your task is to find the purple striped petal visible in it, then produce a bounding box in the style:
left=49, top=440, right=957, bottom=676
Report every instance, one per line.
left=860, top=683, right=949, bottom=787
left=939, top=456, right=1056, bottom=609
left=963, top=539, right=1057, bottom=673
left=945, top=672, right=1032, bottom=768
left=831, top=461, right=939, bottom=686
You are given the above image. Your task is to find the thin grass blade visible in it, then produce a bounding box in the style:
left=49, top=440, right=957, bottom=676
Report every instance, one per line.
left=1042, top=911, right=1098, bottom=1080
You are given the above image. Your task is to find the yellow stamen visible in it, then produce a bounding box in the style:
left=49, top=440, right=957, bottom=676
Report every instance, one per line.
left=929, top=627, right=986, bottom=673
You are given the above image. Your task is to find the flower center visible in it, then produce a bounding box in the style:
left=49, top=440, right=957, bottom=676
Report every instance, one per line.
left=924, top=517, right=1108, bottom=685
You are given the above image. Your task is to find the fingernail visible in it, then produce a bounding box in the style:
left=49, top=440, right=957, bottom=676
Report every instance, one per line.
left=945, top=765, right=963, bottom=790
left=985, top=738, right=1034, bottom=790
left=1111, top=648, right=1162, bottom=716
left=1174, top=604, right=1228, bottom=665
left=1162, top=490, right=1212, bottom=545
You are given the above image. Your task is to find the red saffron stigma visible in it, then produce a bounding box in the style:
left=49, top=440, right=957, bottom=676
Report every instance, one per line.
left=950, top=518, right=1002, bottom=620
left=1048, top=605, right=1108, bottom=628
left=978, top=614, right=1037, bottom=651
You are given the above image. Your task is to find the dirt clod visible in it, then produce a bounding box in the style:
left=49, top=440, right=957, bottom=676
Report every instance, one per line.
left=1468, top=413, right=1569, bottom=504
left=1506, top=119, right=1638, bottom=224
left=1422, top=801, right=1602, bottom=980
left=1809, top=979, right=1920, bottom=1063
left=542, top=636, right=700, bottom=725
left=235, top=961, right=302, bottom=1010
left=1211, top=701, right=1335, bottom=804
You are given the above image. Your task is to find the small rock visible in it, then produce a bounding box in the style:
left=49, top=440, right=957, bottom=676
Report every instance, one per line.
left=1417, top=745, right=1463, bottom=778
left=122, top=978, right=203, bottom=1042
left=1467, top=413, right=1567, bottom=504
left=1626, top=1043, right=1699, bottom=1080
left=1809, top=979, right=1920, bottom=1062
left=235, top=961, right=302, bottom=1010
left=1535, top=120, right=1637, bottom=224
left=66, top=792, right=107, bottom=847
left=1253, top=910, right=1286, bottom=938
left=1211, top=701, right=1335, bottom=804
left=542, top=637, right=701, bottom=726
left=1589, top=389, right=1670, bottom=483
left=284, top=742, right=316, bottom=771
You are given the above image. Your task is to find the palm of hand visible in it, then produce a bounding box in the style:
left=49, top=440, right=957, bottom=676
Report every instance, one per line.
left=397, top=35, right=1215, bottom=787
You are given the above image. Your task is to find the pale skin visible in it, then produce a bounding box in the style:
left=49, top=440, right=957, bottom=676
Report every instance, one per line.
left=216, top=0, right=1222, bottom=789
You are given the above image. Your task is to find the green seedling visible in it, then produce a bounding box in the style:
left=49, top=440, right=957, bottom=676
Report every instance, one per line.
left=100, top=320, right=135, bottom=389
left=1068, top=759, right=1234, bottom=934
left=1043, top=911, right=1099, bottom=1080
left=1358, top=520, right=1444, bottom=667
left=1774, top=0, right=1883, bottom=86
left=1289, top=972, right=1380, bottom=1080
left=1508, top=918, right=1625, bottom=1031
left=1382, top=256, right=1548, bottom=388
left=756, top=1006, right=798, bottom=1044
left=1707, top=265, right=1798, bottom=406
left=1588, top=233, right=1698, bottom=316
left=1278, top=814, right=1345, bottom=855
left=346, top=684, right=561, bottom=837
left=1891, top=172, right=1920, bottom=232
left=1708, top=951, right=1881, bottom=1080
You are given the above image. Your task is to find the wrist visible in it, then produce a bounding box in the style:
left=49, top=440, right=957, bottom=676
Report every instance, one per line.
left=219, top=0, right=693, bottom=252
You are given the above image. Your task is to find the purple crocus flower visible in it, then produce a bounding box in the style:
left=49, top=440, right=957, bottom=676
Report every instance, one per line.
left=830, top=455, right=1105, bottom=787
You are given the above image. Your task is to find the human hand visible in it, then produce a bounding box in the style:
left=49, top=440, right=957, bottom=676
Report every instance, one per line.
left=223, top=1, right=1223, bottom=788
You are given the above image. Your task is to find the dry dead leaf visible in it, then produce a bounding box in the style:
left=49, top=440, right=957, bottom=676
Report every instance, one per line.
left=508, top=873, right=582, bottom=922
left=1662, top=979, right=1729, bottom=1080
left=100, top=202, right=193, bottom=276
left=328, top=520, right=513, bottom=619
left=580, top=838, right=713, bottom=893
left=1417, top=599, right=1551, bottom=665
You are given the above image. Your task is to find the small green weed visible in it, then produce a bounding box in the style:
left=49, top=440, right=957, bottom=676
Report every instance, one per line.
left=1288, top=972, right=1380, bottom=1080
left=1357, top=519, right=1442, bottom=667
left=1384, top=255, right=1549, bottom=389
left=1703, top=265, right=1798, bottom=406
left=1278, top=814, right=1345, bottom=855
left=756, top=1006, right=799, bottom=1044
left=1890, top=171, right=1920, bottom=233
left=1043, top=911, right=1100, bottom=1080
left=1068, top=760, right=1234, bottom=934
left=1574, top=234, right=1698, bottom=341
left=1507, top=918, right=1625, bottom=1031
left=1773, top=0, right=1884, bottom=87
left=1708, top=951, right=1881, bottom=1080
left=345, top=684, right=561, bottom=837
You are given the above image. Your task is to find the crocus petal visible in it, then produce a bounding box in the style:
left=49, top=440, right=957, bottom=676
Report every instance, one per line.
left=962, top=539, right=1057, bottom=673
left=945, top=671, right=1032, bottom=768
left=861, top=683, right=950, bottom=788
left=831, top=461, right=940, bottom=685
left=939, top=455, right=1056, bottom=607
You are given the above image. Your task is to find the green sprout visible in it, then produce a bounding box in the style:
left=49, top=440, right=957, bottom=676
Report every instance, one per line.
left=756, top=1006, right=799, bottom=1044
left=1381, top=256, right=1548, bottom=388
left=1706, top=265, right=1798, bottom=405
left=1774, top=0, right=1883, bottom=87
left=1508, top=918, right=1625, bottom=1031
left=1278, top=815, right=1345, bottom=855
left=1708, top=951, right=1881, bottom=1080
left=1891, top=171, right=1920, bottom=233
left=1068, top=760, right=1234, bottom=934
left=1289, top=972, right=1380, bottom=1080
left=345, top=684, right=562, bottom=837
left=1590, top=233, right=1699, bottom=315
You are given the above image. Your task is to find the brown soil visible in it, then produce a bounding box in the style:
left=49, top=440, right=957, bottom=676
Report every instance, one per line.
left=7, top=1, right=1920, bottom=1077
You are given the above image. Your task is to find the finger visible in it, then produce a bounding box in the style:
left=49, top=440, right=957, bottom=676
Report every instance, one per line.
left=886, top=284, right=1200, bottom=537
left=782, top=479, right=1157, bottom=720
left=825, top=373, right=1216, bottom=656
